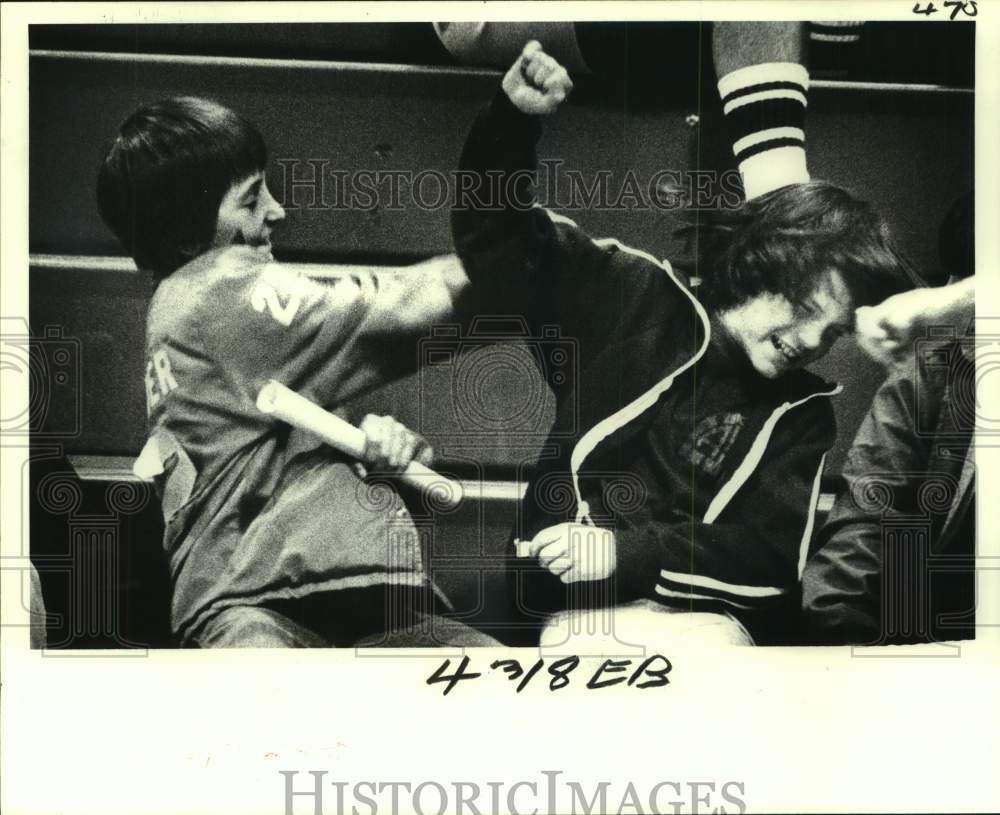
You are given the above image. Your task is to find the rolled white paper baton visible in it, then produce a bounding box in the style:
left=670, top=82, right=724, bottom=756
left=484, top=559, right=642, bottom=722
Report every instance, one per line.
left=256, top=380, right=463, bottom=509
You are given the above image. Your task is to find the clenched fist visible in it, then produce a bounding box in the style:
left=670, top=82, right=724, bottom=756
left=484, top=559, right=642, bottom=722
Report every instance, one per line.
left=516, top=522, right=616, bottom=584
left=502, top=40, right=574, bottom=115
left=356, top=414, right=434, bottom=476
left=854, top=276, right=975, bottom=366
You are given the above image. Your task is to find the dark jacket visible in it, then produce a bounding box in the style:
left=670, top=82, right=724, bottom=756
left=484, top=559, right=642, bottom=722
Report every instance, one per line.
left=802, top=337, right=976, bottom=644
left=453, top=91, right=841, bottom=638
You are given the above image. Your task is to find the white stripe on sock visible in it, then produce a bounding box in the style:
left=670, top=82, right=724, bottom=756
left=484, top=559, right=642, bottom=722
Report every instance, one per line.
left=732, top=126, right=806, bottom=157
left=723, top=88, right=807, bottom=115
left=738, top=146, right=810, bottom=200
left=717, top=61, right=810, bottom=100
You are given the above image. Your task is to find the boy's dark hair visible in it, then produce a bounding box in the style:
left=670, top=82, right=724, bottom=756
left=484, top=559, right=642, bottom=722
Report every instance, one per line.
left=680, top=180, right=923, bottom=312
left=97, top=96, right=267, bottom=279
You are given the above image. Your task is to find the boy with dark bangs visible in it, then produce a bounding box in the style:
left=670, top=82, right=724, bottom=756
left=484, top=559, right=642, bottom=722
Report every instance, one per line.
left=98, top=96, right=497, bottom=648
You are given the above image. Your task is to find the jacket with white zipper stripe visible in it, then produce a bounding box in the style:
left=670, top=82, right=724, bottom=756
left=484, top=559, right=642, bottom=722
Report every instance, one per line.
left=453, top=90, right=840, bottom=639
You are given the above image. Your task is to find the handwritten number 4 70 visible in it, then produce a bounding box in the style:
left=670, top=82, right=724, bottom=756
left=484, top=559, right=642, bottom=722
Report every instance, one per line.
left=913, top=1, right=978, bottom=18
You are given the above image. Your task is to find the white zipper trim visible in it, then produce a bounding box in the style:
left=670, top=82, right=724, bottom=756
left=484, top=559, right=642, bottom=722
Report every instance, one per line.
left=544, top=213, right=712, bottom=525
left=797, top=453, right=828, bottom=579
left=654, top=584, right=755, bottom=611
left=653, top=449, right=829, bottom=604
left=660, top=568, right=785, bottom=598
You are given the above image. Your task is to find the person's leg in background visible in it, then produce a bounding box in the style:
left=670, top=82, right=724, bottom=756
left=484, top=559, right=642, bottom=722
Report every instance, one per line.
left=194, top=605, right=329, bottom=648
left=350, top=585, right=503, bottom=648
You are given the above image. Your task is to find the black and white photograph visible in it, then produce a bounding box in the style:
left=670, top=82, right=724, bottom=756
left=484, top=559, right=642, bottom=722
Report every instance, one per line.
left=2, top=2, right=998, bottom=814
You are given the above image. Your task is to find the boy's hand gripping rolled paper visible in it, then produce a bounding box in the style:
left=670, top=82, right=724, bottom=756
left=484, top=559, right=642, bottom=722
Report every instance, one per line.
left=256, top=380, right=463, bottom=508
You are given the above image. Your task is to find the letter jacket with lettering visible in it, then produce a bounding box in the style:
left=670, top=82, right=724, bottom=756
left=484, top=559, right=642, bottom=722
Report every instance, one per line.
left=139, top=248, right=469, bottom=644
left=452, top=91, right=841, bottom=641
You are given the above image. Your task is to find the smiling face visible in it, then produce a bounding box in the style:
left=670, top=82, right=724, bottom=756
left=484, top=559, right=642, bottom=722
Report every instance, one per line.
left=211, top=171, right=285, bottom=258
left=717, top=269, right=855, bottom=378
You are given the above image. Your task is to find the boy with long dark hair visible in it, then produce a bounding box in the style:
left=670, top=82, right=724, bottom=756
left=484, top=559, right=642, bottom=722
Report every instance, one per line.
left=452, top=41, right=919, bottom=647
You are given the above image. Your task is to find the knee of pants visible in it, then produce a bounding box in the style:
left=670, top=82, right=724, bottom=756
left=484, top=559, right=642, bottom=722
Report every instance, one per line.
left=539, top=602, right=754, bottom=653
left=194, top=605, right=328, bottom=648
left=355, top=613, right=503, bottom=648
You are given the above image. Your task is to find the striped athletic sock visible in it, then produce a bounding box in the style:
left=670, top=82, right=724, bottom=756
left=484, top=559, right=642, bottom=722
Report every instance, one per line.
left=717, top=62, right=810, bottom=200
left=808, top=20, right=863, bottom=44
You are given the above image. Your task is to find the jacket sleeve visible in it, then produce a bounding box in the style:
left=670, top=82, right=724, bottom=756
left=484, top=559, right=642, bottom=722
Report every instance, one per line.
left=613, top=396, right=835, bottom=611
left=201, top=249, right=469, bottom=410
left=801, top=370, right=929, bottom=644
left=452, top=89, right=681, bottom=371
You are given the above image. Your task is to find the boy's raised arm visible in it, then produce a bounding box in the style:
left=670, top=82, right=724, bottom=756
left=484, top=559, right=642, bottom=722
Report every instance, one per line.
left=450, top=40, right=571, bottom=307
left=451, top=41, right=683, bottom=371
left=200, top=251, right=469, bottom=412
